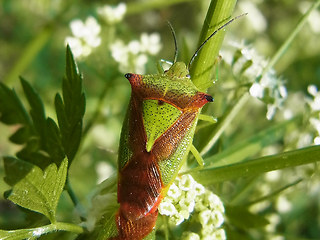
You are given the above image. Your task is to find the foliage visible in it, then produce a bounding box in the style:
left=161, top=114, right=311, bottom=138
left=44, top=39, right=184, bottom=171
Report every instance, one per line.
left=0, top=0, right=320, bottom=239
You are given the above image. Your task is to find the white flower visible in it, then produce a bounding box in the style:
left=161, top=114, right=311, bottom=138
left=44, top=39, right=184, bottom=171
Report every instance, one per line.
left=70, top=16, right=101, bottom=41
left=95, top=161, right=114, bottom=184
left=194, top=182, right=205, bottom=196
left=307, top=85, right=320, bottom=111
left=265, top=170, right=281, bottom=182
left=166, top=183, right=181, bottom=199
left=135, top=54, right=148, bottom=73
left=266, top=104, right=277, bottom=120
left=110, top=33, right=161, bottom=74
left=308, top=85, right=318, bottom=96
left=65, top=16, right=101, bottom=59
left=310, top=117, right=320, bottom=136
left=158, top=201, right=177, bottom=216
left=204, top=191, right=225, bottom=212
left=211, top=210, right=225, bottom=227
left=212, top=229, right=227, bottom=240
left=199, top=209, right=212, bottom=226
left=181, top=232, right=200, bottom=240
left=159, top=174, right=226, bottom=238
left=128, top=40, right=141, bottom=54
left=97, top=3, right=126, bottom=24
left=265, top=213, right=281, bottom=232
left=222, top=40, right=287, bottom=120
left=168, top=212, right=185, bottom=226
left=276, top=195, right=292, bottom=213
left=179, top=197, right=195, bottom=213
left=179, top=174, right=196, bottom=191
left=140, top=33, right=162, bottom=55
left=314, top=136, right=320, bottom=145
left=110, top=40, right=128, bottom=63
left=65, top=37, right=86, bottom=58
left=279, top=85, right=288, bottom=99
left=250, top=82, right=264, bottom=98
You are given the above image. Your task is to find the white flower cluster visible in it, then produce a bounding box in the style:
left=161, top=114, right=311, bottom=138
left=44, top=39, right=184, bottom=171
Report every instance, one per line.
left=221, top=41, right=287, bottom=120
left=110, top=33, right=162, bottom=74
left=307, top=85, right=320, bottom=145
left=159, top=174, right=226, bottom=240
left=65, top=3, right=127, bottom=59
left=97, top=3, right=127, bottom=24
left=65, top=16, right=102, bottom=59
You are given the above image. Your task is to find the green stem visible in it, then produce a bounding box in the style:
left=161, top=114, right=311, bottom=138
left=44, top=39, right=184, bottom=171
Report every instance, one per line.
left=2, top=222, right=84, bottom=239
left=190, top=0, right=238, bottom=91
left=50, top=222, right=84, bottom=234
left=191, top=145, right=320, bottom=185
left=66, top=177, right=86, bottom=221
left=259, top=0, right=320, bottom=79
left=246, top=179, right=302, bottom=206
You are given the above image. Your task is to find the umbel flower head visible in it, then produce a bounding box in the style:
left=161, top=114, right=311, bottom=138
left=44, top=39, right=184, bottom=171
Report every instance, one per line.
left=221, top=40, right=287, bottom=120
left=65, top=16, right=101, bottom=59
left=110, top=33, right=162, bottom=74
left=159, top=174, right=226, bottom=240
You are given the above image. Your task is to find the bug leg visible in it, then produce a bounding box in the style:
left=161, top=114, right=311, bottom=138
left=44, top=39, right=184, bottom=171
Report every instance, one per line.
left=190, top=144, right=204, bottom=167
left=198, top=114, right=217, bottom=124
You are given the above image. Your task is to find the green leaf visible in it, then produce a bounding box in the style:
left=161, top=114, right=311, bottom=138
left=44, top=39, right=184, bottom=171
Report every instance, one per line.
left=0, top=82, right=31, bottom=125
left=7, top=158, right=68, bottom=223
left=191, top=145, right=320, bottom=185
left=20, top=77, right=47, bottom=147
left=1, top=76, right=65, bottom=167
left=46, top=118, right=65, bottom=163
left=3, top=157, right=34, bottom=187
left=55, top=45, right=85, bottom=163
left=8, top=126, right=30, bottom=144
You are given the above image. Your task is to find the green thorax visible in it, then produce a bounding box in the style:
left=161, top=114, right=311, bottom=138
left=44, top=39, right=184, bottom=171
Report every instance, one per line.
left=140, top=62, right=198, bottom=152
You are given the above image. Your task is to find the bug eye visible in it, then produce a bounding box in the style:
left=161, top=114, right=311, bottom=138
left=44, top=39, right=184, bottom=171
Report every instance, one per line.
left=125, top=73, right=132, bottom=79
left=205, top=95, right=214, bottom=102
left=186, top=74, right=191, bottom=78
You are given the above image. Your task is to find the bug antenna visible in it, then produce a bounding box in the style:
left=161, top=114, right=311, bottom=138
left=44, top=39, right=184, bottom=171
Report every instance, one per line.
left=188, top=13, right=248, bottom=71
left=167, top=21, right=178, bottom=64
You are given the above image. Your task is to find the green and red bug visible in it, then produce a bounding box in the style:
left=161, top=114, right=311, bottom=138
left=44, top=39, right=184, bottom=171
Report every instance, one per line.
left=104, top=14, right=246, bottom=240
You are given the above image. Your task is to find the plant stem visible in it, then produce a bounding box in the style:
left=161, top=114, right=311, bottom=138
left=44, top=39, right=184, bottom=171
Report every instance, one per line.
left=191, top=145, right=320, bottom=185
left=246, top=178, right=302, bottom=206
left=66, top=177, right=86, bottom=221
left=190, top=0, right=238, bottom=91
left=50, top=222, right=84, bottom=234
left=3, top=222, right=84, bottom=238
